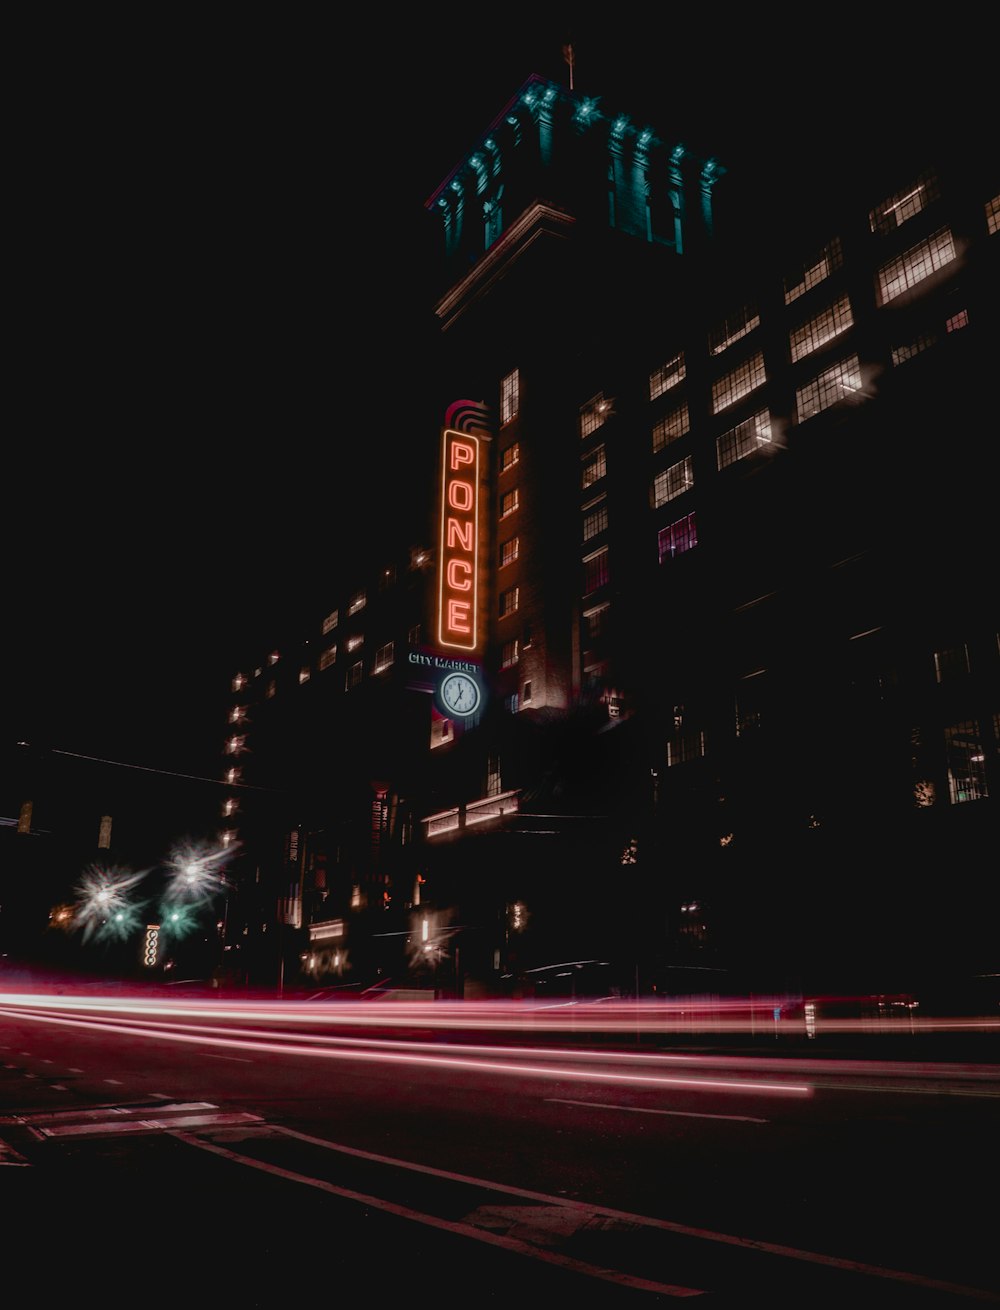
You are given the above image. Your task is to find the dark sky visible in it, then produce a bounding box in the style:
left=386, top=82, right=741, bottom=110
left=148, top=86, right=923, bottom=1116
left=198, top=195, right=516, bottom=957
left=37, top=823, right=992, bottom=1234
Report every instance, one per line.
left=6, top=16, right=983, bottom=783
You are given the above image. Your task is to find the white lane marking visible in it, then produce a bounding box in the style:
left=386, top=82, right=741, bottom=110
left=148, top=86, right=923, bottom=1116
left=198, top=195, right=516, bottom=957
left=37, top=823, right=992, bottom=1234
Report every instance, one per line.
left=51, top=1085, right=68, bottom=1092
left=23, top=1074, right=37, bottom=1080
left=204, top=1054, right=253, bottom=1063
left=151, top=1092, right=171, bottom=1099
left=41, top=1059, right=54, bottom=1064
left=104, top=1079, right=123, bottom=1085
left=69, top=1068, right=84, bottom=1074
left=547, top=1096, right=768, bottom=1124
left=265, top=1126, right=999, bottom=1303
left=0, top=1102, right=217, bottom=1126
left=41, top=1112, right=262, bottom=1138
left=173, top=1131, right=704, bottom=1298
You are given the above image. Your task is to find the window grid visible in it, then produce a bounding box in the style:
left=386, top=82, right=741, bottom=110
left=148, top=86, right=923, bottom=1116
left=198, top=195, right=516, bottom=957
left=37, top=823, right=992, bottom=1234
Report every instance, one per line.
left=318, top=646, right=337, bottom=671
left=988, top=195, right=1000, bottom=235
left=934, top=645, right=969, bottom=683
left=652, top=455, right=694, bottom=508
left=712, top=352, right=766, bottom=413
left=500, top=488, right=519, bottom=517
left=796, top=355, right=863, bottom=422
left=582, top=500, right=608, bottom=540
left=789, top=295, right=854, bottom=362
left=709, top=304, right=760, bottom=356
left=869, top=171, right=940, bottom=235
left=582, top=445, right=607, bottom=488
left=501, top=638, right=519, bottom=669
left=891, top=333, right=937, bottom=365
left=783, top=237, right=843, bottom=304
left=499, top=586, right=519, bottom=617
left=322, top=610, right=339, bottom=635
left=580, top=393, right=611, bottom=438
left=346, top=662, right=363, bottom=690
left=658, top=512, right=698, bottom=562
left=876, top=228, right=956, bottom=304
left=348, top=591, right=366, bottom=616
left=500, top=442, right=519, bottom=471
left=500, top=536, right=519, bottom=567
left=500, top=369, right=519, bottom=423
left=944, top=720, right=989, bottom=804
left=584, top=603, right=609, bottom=640
left=716, top=410, right=772, bottom=470
left=652, top=402, right=690, bottom=453
left=583, top=548, right=609, bottom=594
left=372, top=641, right=394, bottom=674
left=946, top=309, right=969, bottom=333
left=667, top=730, right=705, bottom=767
left=649, top=353, right=686, bottom=399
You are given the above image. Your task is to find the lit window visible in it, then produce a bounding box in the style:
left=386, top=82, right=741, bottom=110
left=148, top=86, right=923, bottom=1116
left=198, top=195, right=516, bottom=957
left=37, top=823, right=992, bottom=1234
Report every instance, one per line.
left=348, top=590, right=367, bottom=616
left=408, top=624, right=421, bottom=646
left=523, top=680, right=533, bottom=704
left=500, top=536, right=519, bottom=567
left=223, top=798, right=238, bottom=817
left=501, top=638, right=519, bottom=668
left=318, top=646, right=336, bottom=671
left=500, top=442, right=519, bottom=471
left=268, top=651, right=280, bottom=665
left=709, top=303, right=760, bottom=356
left=876, top=228, right=956, bottom=304
left=225, top=768, right=240, bottom=784
left=584, top=603, right=609, bottom=641
left=649, top=352, right=685, bottom=399
left=711, top=352, right=766, bottom=413
left=500, top=368, right=520, bottom=423
left=345, top=661, right=363, bottom=690
left=945, top=309, right=969, bottom=333
left=373, top=641, right=394, bottom=674
left=869, top=171, right=940, bottom=235
left=225, top=735, right=246, bottom=755
left=892, top=333, right=937, bottom=365
left=229, top=706, right=245, bottom=724
left=987, top=195, right=1000, bottom=235
left=652, top=455, right=694, bottom=508
left=299, top=666, right=311, bottom=685
left=582, top=498, right=608, bottom=540
left=657, top=512, right=698, bottom=562
left=934, top=645, right=969, bottom=683
left=783, top=237, right=843, bottom=304
left=789, top=295, right=853, bottom=362
left=796, top=355, right=863, bottom=422
left=499, top=586, right=519, bottom=617
left=505, top=692, right=519, bottom=713
left=667, top=730, right=705, bottom=766
left=266, top=680, right=276, bottom=699
left=583, top=547, right=609, bottom=594
left=322, top=609, right=339, bottom=635
left=581, top=444, right=607, bottom=488
left=500, top=488, right=519, bottom=517
left=652, top=402, right=689, bottom=453
left=580, top=393, right=612, bottom=438
left=232, top=674, right=246, bottom=692
left=944, top=720, right=988, bottom=804
left=716, top=410, right=772, bottom=470
left=346, top=634, right=363, bottom=653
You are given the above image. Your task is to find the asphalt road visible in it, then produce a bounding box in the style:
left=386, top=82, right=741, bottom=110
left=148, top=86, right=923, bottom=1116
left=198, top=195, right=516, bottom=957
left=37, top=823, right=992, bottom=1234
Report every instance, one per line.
left=1, top=993, right=997, bottom=1307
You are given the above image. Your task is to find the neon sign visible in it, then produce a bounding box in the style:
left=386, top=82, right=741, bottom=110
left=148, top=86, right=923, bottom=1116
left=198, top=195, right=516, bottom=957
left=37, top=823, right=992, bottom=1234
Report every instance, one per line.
left=437, top=429, right=480, bottom=651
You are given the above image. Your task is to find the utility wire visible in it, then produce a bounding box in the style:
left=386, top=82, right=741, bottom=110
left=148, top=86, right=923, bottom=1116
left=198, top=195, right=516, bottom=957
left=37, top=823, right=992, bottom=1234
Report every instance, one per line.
left=47, top=747, right=279, bottom=791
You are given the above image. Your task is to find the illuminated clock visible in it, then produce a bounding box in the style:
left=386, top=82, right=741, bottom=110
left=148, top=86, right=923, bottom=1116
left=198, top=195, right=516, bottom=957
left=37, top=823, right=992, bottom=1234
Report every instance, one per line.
left=440, top=671, right=481, bottom=717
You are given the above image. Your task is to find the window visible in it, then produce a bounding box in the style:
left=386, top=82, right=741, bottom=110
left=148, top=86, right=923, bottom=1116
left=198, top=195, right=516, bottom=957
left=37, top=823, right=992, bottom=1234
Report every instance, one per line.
left=580, top=393, right=612, bottom=438
left=486, top=754, right=502, bottom=797
left=501, top=638, right=519, bottom=668
left=789, top=295, right=853, bottom=361
left=988, top=195, right=1000, bottom=235
left=522, top=621, right=533, bottom=648
left=716, top=410, right=772, bottom=470
left=796, top=355, right=863, bottom=421
left=299, top=666, right=311, bottom=685
left=500, top=368, right=519, bottom=423
left=268, top=651, right=280, bottom=665
left=346, top=634, right=363, bottom=652
left=318, top=645, right=337, bottom=671
left=584, top=603, right=609, bottom=641
left=232, top=674, right=246, bottom=692
left=522, top=680, right=533, bottom=704
left=582, top=498, right=608, bottom=540
left=876, top=228, right=956, bottom=304
left=709, top=303, right=760, bottom=355
left=711, top=352, right=766, bottom=413
left=658, top=512, right=698, bottom=562
left=409, top=624, right=421, bottom=646
left=944, top=720, right=988, bottom=804
left=649, top=352, right=686, bottom=399
left=783, top=237, right=843, bottom=304
left=345, top=661, right=363, bottom=690
left=322, top=610, right=339, bottom=635
left=225, top=735, right=246, bottom=755
left=652, top=455, right=694, bottom=508
left=583, top=547, right=609, bottom=594
left=500, top=488, right=519, bottom=517
left=229, top=705, right=246, bottom=724
left=934, top=645, right=969, bottom=683
left=372, top=641, right=394, bottom=673
left=266, top=681, right=276, bottom=699
left=499, top=585, right=519, bottom=617
left=652, top=402, right=689, bottom=453
left=945, top=309, right=969, bottom=333
left=667, top=730, right=705, bottom=766
left=869, top=171, right=940, bottom=235
left=581, top=444, right=607, bottom=488
left=892, top=333, right=937, bottom=365
left=500, top=442, right=519, bottom=471
left=500, top=536, right=519, bottom=567
left=505, top=692, right=519, bottom=713
left=348, top=590, right=366, bottom=616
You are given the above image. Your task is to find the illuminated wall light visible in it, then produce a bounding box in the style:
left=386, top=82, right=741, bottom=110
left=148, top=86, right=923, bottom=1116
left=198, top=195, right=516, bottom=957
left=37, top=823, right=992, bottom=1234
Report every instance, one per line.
left=437, top=429, right=480, bottom=652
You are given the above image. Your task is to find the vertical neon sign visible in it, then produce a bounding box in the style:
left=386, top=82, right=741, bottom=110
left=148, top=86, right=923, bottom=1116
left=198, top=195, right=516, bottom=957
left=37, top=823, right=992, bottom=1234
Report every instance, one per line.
left=438, top=428, right=480, bottom=651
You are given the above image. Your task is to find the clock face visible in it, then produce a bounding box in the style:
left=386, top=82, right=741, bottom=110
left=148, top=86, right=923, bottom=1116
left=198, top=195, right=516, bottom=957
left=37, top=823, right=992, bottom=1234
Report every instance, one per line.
left=440, top=672, right=480, bottom=716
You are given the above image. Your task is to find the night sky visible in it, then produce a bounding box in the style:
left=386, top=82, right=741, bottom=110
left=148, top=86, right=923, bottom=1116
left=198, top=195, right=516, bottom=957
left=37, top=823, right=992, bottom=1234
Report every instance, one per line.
left=6, top=16, right=982, bottom=791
